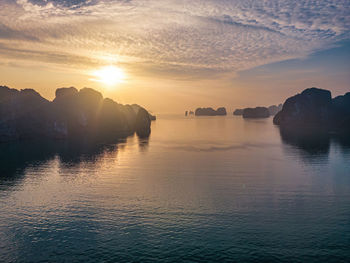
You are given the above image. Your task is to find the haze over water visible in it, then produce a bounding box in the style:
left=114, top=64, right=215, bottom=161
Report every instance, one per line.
left=1, top=115, right=349, bottom=262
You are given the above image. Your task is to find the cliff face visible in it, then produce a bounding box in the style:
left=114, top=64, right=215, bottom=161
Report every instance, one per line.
left=332, top=92, right=350, bottom=131
left=273, top=88, right=350, bottom=132
left=0, top=86, right=152, bottom=142
left=0, top=86, right=56, bottom=141
left=52, top=87, right=138, bottom=139
left=135, top=108, right=151, bottom=138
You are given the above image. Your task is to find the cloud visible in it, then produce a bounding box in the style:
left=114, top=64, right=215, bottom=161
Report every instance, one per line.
left=0, top=23, right=38, bottom=41
left=0, top=0, right=349, bottom=76
left=0, top=42, right=98, bottom=67
left=26, top=0, right=98, bottom=8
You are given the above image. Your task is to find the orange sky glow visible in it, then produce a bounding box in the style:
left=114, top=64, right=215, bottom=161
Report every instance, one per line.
left=0, top=0, right=349, bottom=113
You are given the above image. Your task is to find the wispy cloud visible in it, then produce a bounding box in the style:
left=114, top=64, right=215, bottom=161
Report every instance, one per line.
left=0, top=23, right=39, bottom=41
left=0, top=0, right=349, bottom=76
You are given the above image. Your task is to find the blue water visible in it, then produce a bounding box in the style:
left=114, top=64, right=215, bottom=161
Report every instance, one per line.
left=0, top=115, right=350, bottom=262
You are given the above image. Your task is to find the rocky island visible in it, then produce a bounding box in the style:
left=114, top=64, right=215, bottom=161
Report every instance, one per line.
left=234, top=104, right=282, bottom=117
left=0, top=86, right=152, bottom=142
left=273, top=87, right=350, bottom=133
left=242, top=107, right=270, bottom=118
left=195, top=107, right=227, bottom=116
left=268, top=104, right=283, bottom=116
left=233, top=109, right=243, bottom=116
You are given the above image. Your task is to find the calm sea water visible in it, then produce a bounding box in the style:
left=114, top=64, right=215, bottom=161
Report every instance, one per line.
left=1, top=115, right=350, bottom=262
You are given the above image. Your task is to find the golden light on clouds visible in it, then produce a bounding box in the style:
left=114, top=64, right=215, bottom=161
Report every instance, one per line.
left=0, top=0, right=349, bottom=113
left=90, top=66, right=126, bottom=87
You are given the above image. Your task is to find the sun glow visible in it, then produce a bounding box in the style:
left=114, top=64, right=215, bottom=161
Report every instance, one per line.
left=91, top=66, right=126, bottom=86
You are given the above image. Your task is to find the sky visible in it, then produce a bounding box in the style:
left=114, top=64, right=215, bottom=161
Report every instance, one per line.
left=0, top=0, right=349, bottom=113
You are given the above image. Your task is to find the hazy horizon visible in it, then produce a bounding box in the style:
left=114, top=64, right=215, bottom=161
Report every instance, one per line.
left=1, top=0, right=350, bottom=113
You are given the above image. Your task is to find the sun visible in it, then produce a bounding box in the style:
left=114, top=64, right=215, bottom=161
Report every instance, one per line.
left=91, top=66, right=126, bottom=86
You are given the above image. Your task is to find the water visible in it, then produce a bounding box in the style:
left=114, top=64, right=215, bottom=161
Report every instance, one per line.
left=0, top=115, right=350, bottom=262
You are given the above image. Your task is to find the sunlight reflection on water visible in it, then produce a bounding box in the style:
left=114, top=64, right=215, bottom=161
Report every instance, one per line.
left=0, top=115, right=349, bottom=262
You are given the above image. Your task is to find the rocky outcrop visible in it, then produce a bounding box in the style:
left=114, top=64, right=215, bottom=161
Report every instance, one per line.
left=234, top=104, right=282, bottom=117
left=0, top=86, right=152, bottom=142
left=332, top=92, right=350, bottom=131
left=233, top=109, right=243, bottom=116
left=149, top=114, right=156, bottom=121
left=195, top=107, right=227, bottom=116
left=0, top=86, right=56, bottom=141
left=273, top=87, right=350, bottom=133
left=195, top=107, right=217, bottom=116
left=55, top=86, right=78, bottom=99
left=242, top=107, right=270, bottom=118
left=135, top=108, right=151, bottom=138
left=268, top=104, right=282, bottom=116
left=216, top=107, right=227, bottom=116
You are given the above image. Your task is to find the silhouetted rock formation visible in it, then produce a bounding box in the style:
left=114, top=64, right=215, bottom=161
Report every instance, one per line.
left=149, top=114, right=156, bottom=121
left=233, top=109, right=243, bottom=116
left=135, top=108, right=151, bottom=138
left=234, top=104, right=282, bottom=117
left=242, top=107, right=270, bottom=118
left=195, top=107, right=227, bottom=116
left=268, top=104, right=283, bottom=116
left=0, top=86, right=152, bottom=142
left=0, top=86, right=56, bottom=141
left=332, top=92, right=350, bottom=130
left=216, top=107, right=227, bottom=115
left=195, top=107, right=216, bottom=116
left=273, top=87, right=350, bottom=133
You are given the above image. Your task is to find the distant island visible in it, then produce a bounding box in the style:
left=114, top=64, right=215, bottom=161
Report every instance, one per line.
left=185, top=110, right=194, bottom=116
left=149, top=114, right=156, bottom=121
left=233, top=109, right=243, bottom=116
left=0, top=86, right=153, bottom=142
left=233, top=104, right=282, bottom=118
left=185, top=104, right=282, bottom=118
left=274, top=87, right=350, bottom=133
left=194, top=107, right=227, bottom=116
left=268, top=104, right=283, bottom=116
left=242, top=107, right=270, bottom=118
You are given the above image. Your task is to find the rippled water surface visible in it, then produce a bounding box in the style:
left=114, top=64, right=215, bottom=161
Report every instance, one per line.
left=1, top=115, right=350, bottom=262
